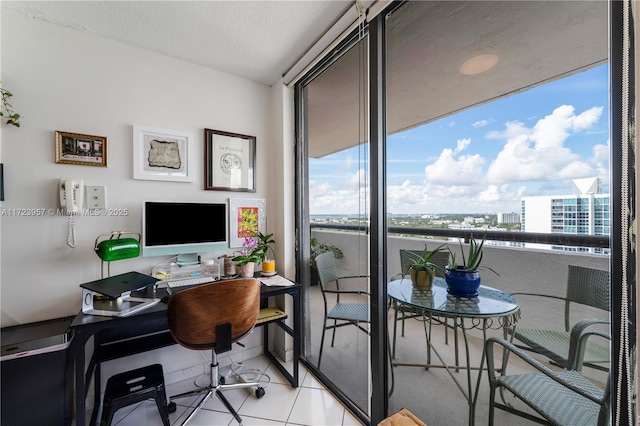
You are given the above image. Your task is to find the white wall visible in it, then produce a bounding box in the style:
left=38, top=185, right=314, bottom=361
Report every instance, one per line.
left=0, top=10, right=277, bottom=326
left=267, top=81, right=297, bottom=361
left=1, top=10, right=292, bottom=407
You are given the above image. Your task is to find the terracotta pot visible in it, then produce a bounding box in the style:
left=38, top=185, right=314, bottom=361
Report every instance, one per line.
left=237, top=262, right=255, bottom=278
left=410, top=267, right=435, bottom=291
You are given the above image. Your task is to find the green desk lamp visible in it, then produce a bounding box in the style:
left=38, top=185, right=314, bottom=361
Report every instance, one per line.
left=94, top=231, right=141, bottom=278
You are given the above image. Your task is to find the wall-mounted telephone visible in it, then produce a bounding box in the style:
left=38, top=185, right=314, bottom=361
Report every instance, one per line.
left=59, top=179, right=84, bottom=248
left=59, top=179, right=84, bottom=214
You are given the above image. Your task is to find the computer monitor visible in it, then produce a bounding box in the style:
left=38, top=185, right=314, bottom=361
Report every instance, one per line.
left=142, top=201, right=228, bottom=264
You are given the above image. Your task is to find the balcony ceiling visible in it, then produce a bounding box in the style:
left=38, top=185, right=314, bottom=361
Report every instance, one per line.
left=4, top=1, right=607, bottom=159
left=308, top=0, right=608, bottom=158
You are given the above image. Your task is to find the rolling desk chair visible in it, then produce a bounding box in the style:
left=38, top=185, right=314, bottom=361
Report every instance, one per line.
left=167, top=278, right=262, bottom=425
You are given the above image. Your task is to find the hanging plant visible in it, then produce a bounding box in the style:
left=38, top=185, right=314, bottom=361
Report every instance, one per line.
left=0, top=86, right=20, bottom=127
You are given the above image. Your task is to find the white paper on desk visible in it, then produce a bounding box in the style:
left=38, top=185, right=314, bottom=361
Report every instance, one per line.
left=259, top=275, right=294, bottom=286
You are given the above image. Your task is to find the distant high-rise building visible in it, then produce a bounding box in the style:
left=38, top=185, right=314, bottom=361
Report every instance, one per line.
left=521, top=178, right=609, bottom=254
left=497, top=212, right=521, bottom=224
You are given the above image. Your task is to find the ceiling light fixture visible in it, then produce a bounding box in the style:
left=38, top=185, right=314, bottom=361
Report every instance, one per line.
left=460, top=54, right=499, bottom=75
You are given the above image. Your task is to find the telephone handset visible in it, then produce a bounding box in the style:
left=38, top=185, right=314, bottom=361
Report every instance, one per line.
left=59, top=179, right=84, bottom=214
left=59, top=179, right=84, bottom=248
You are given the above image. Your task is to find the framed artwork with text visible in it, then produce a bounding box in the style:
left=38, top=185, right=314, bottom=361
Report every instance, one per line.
left=204, top=128, right=256, bottom=192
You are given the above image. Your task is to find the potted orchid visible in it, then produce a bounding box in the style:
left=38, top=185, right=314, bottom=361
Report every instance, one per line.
left=232, top=236, right=262, bottom=277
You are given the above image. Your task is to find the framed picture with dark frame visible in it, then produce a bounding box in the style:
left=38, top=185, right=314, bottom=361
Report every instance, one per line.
left=55, top=130, right=108, bottom=167
left=204, top=128, right=256, bottom=192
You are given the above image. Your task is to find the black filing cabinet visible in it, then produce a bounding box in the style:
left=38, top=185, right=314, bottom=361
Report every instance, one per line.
left=1, top=316, right=74, bottom=426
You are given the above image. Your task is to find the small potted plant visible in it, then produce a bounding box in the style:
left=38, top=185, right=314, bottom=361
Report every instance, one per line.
left=445, top=231, right=498, bottom=297
left=232, top=236, right=262, bottom=277
left=255, top=232, right=276, bottom=276
left=403, top=243, right=447, bottom=291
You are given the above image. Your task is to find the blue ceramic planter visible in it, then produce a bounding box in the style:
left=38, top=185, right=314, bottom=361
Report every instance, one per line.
left=444, top=267, right=481, bottom=297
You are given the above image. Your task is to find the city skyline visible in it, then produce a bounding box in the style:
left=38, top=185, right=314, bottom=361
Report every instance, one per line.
left=309, top=63, right=609, bottom=215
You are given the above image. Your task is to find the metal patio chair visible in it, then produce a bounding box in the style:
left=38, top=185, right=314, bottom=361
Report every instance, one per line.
left=315, top=251, right=370, bottom=369
left=510, top=264, right=610, bottom=372
left=486, top=331, right=610, bottom=425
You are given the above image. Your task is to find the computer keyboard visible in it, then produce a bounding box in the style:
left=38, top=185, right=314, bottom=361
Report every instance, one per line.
left=159, top=275, right=217, bottom=293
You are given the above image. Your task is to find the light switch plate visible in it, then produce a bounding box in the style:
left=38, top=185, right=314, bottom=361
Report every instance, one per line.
left=86, top=185, right=106, bottom=209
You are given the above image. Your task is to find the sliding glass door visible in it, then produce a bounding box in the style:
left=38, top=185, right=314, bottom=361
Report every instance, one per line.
left=296, top=32, right=371, bottom=420
left=295, top=1, right=633, bottom=424
left=384, top=2, right=610, bottom=424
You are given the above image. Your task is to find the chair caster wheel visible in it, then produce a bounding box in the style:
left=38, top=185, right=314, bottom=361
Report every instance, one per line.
left=168, top=402, right=177, bottom=413
left=220, top=376, right=226, bottom=384
left=255, top=387, right=266, bottom=399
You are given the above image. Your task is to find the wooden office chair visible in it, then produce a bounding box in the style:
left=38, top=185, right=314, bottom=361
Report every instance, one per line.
left=167, top=278, right=261, bottom=425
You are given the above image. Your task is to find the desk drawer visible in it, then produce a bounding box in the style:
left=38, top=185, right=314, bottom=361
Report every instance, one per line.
left=99, top=315, right=168, bottom=344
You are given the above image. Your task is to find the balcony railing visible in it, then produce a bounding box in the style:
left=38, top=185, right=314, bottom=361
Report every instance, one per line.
left=309, top=223, right=610, bottom=335
left=311, top=222, right=610, bottom=249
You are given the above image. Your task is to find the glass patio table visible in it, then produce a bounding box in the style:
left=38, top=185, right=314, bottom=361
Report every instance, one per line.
left=388, top=277, right=520, bottom=426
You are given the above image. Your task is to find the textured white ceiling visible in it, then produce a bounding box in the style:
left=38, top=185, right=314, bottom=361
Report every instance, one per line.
left=2, top=0, right=353, bottom=86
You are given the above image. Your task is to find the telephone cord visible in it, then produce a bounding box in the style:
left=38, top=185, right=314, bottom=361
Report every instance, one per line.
left=66, top=215, right=76, bottom=248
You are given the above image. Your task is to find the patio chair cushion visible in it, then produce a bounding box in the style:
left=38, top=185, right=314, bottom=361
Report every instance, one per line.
left=328, top=302, right=369, bottom=323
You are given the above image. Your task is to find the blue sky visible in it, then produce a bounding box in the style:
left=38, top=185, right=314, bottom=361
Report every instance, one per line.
left=309, top=64, right=609, bottom=215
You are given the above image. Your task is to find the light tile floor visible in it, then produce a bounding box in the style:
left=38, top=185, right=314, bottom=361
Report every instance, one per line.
left=102, top=355, right=363, bottom=426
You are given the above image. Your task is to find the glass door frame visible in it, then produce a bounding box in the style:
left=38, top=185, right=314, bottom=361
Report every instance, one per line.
left=294, top=28, right=376, bottom=424
left=295, top=1, right=634, bottom=424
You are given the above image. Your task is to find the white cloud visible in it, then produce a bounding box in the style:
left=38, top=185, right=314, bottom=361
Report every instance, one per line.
left=572, top=106, right=603, bottom=131
left=472, top=119, right=489, bottom=128
left=477, top=184, right=505, bottom=202
left=309, top=180, right=360, bottom=213
left=592, top=140, right=611, bottom=188
left=486, top=105, right=603, bottom=184
left=486, top=120, right=531, bottom=141
left=424, top=142, right=485, bottom=186
left=310, top=104, right=608, bottom=215
left=387, top=180, right=429, bottom=207
left=346, top=168, right=367, bottom=188
left=345, top=155, right=353, bottom=169
left=309, top=170, right=370, bottom=214
left=593, top=140, right=609, bottom=164
left=455, top=138, right=471, bottom=153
